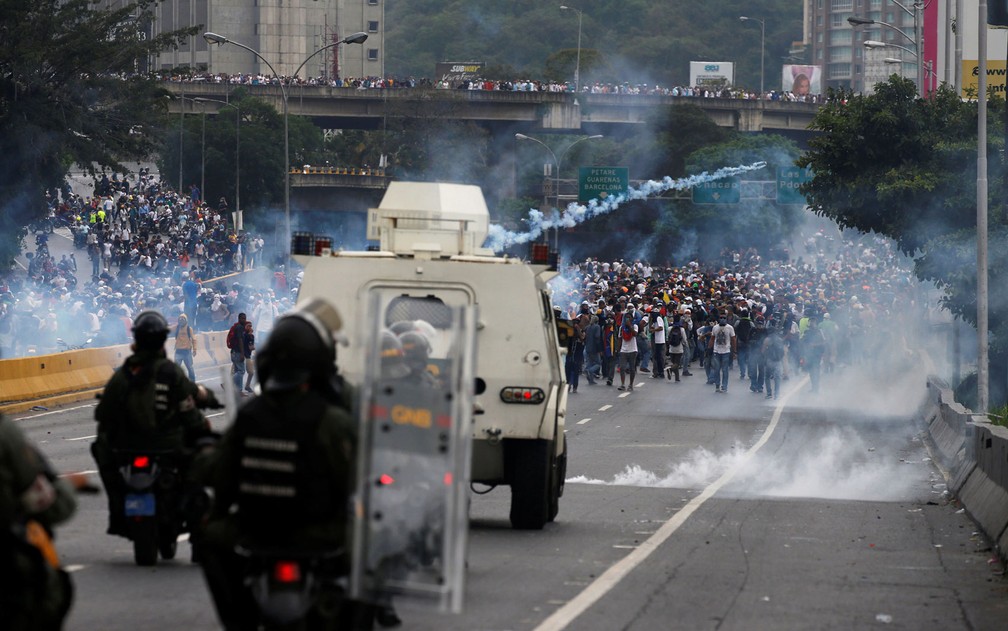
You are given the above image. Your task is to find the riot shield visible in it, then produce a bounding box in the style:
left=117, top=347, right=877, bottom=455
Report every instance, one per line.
left=350, top=291, right=475, bottom=614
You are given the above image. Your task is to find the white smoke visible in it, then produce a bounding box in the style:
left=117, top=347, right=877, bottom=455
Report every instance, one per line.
left=484, top=161, right=768, bottom=251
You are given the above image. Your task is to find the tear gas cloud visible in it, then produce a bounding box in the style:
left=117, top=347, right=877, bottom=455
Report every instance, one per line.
left=485, top=161, right=768, bottom=252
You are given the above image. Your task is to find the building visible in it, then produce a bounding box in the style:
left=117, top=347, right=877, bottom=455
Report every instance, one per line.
left=804, top=0, right=1007, bottom=96
left=116, top=0, right=386, bottom=80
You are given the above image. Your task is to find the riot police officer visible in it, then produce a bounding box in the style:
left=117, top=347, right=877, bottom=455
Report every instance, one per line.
left=1, top=414, right=79, bottom=630
left=92, top=309, right=219, bottom=536
left=198, top=298, right=363, bottom=630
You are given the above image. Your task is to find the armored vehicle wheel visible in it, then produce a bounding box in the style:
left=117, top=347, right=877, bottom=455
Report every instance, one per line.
left=509, top=440, right=553, bottom=530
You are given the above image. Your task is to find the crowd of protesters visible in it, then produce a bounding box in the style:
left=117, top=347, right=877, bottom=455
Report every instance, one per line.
left=165, top=73, right=825, bottom=103
left=554, top=231, right=924, bottom=397
left=0, top=172, right=290, bottom=359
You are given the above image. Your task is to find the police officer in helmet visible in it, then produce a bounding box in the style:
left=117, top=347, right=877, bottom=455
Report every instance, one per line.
left=198, top=298, right=364, bottom=630
left=92, top=309, right=220, bottom=538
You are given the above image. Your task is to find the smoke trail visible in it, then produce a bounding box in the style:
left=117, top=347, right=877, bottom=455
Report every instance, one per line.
left=485, top=161, right=768, bottom=252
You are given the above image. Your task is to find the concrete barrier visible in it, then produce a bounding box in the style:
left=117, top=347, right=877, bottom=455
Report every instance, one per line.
left=925, top=378, right=1008, bottom=563
left=0, top=330, right=231, bottom=415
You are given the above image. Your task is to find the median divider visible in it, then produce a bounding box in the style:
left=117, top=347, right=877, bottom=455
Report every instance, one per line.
left=925, top=378, right=1008, bottom=563
left=0, top=330, right=231, bottom=415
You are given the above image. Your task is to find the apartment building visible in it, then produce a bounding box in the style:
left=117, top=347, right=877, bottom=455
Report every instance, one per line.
left=111, top=0, right=386, bottom=79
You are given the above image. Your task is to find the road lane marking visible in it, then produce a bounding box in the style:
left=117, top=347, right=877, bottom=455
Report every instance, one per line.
left=534, top=376, right=809, bottom=631
left=576, top=418, right=592, bottom=425
left=65, top=434, right=96, bottom=441
left=598, top=405, right=612, bottom=412
left=612, top=545, right=638, bottom=549
left=64, top=565, right=86, bottom=573
left=16, top=403, right=95, bottom=420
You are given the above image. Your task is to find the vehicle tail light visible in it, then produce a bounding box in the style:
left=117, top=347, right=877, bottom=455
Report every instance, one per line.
left=273, top=561, right=301, bottom=583
left=500, top=387, right=545, bottom=404
left=132, top=455, right=150, bottom=468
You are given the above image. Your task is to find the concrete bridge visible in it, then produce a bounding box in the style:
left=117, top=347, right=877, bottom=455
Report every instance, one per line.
left=165, top=82, right=821, bottom=134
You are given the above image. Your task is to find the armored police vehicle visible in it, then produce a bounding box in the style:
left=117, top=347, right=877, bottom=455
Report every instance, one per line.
left=294, top=182, right=568, bottom=530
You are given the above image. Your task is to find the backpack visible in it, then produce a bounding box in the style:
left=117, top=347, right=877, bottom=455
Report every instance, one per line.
left=767, top=337, right=785, bottom=362
left=668, top=326, right=682, bottom=347
left=226, top=323, right=241, bottom=350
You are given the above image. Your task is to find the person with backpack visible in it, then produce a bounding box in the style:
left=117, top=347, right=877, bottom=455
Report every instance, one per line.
left=174, top=313, right=198, bottom=381
left=762, top=323, right=787, bottom=400
left=617, top=307, right=639, bottom=391
left=665, top=314, right=687, bottom=382
left=226, top=312, right=248, bottom=394
left=92, top=310, right=219, bottom=537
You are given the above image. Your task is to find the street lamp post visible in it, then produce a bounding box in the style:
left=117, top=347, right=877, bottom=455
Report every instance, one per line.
left=204, top=31, right=368, bottom=259
left=739, top=16, right=765, bottom=98
left=515, top=133, right=603, bottom=249
left=560, top=5, right=583, bottom=101
left=195, top=98, right=242, bottom=230
left=848, top=2, right=925, bottom=96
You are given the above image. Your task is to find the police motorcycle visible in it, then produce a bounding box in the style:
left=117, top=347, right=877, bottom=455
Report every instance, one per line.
left=113, top=448, right=204, bottom=566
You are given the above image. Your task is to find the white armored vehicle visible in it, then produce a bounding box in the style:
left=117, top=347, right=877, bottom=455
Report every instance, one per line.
left=295, top=182, right=568, bottom=529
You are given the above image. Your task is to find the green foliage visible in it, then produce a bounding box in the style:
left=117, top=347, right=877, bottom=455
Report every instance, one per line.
left=799, top=76, right=1008, bottom=390
left=0, top=0, right=198, bottom=269
left=799, top=78, right=980, bottom=256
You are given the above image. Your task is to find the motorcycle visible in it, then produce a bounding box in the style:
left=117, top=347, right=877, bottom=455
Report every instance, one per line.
left=114, top=449, right=206, bottom=566
left=236, top=546, right=352, bottom=630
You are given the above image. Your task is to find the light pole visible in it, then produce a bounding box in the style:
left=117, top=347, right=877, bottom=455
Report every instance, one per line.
left=739, top=16, right=765, bottom=98
left=515, top=133, right=603, bottom=249
left=176, top=94, right=208, bottom=201
left=848, top=2, right=925, bottom=96
left=204, top=31, right=368, bottom=259
left=195, top=98, right=242, bottom=230
left=560, top=5, right=583, bottom=101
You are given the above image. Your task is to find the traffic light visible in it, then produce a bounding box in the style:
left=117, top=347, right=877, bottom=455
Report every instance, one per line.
left=989, top=1, right=1008, bottom=27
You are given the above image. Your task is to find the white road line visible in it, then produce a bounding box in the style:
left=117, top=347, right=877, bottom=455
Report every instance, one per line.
left=65, top=434, right=96, bottom=441
left=598, top=405, right=612, bottom=412
left=612, top=545, right=638, bottom=549
left=64, top=565, right=86, bottom=573
left=576, top=418, right=592, bottom=425
left=534, top=375, right=809, bottom=631
left=16, top=403, right=96, bottom=420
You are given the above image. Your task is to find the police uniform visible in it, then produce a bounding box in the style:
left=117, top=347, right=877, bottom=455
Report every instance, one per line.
left=198, top=298, right=366, bottom=630
left=92, top=312, right=215, bottom=535
left=0, top=415, right=77, bottom=631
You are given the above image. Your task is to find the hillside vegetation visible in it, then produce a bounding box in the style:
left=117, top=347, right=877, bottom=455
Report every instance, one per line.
left=384, top=0, right=803, bottom=90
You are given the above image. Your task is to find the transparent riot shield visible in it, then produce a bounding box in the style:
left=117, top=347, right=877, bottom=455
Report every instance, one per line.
left=350, top=291, right=475, bottom=614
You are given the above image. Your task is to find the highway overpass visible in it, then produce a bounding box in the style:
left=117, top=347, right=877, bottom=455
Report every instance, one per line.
left=165, top=82, right=821, bottom=134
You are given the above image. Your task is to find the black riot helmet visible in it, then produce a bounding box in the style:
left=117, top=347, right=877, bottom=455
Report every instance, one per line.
left=132, top=310, right=170, bottom=351
left=257, top=298, right=342, bottom=393
left=398, top=330, right=431, bottom=374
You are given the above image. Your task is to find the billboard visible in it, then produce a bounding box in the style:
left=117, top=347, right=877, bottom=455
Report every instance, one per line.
left=435, top=62, right=485, bottom=88
left=783, top=65, right=823, bottom=95
left=962, top=60, right=1008, bottom=98
left=689, top=62, right=734, bottom=88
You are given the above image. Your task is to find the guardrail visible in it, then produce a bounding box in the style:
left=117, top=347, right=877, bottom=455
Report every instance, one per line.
left=925, top=378, right=1008, bottom=561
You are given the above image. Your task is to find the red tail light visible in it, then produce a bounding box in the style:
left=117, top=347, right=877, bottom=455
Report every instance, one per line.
left=133, top=456, right=150, bottom=468
left=273, top=561, right=301, bottom=583
left=378, top=474, right=395, bottom=486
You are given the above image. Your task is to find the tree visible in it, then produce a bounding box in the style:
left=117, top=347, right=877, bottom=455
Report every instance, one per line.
left=798, top=77, right=1008, bottom=401
left=0, top=0, right=198, bottom=269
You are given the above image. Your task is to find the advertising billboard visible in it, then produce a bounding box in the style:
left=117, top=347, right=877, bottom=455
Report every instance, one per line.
left=689, top=61, right=734, bottom=88
left=783, top=65, right=823, bottom=95
left=435, top=62, right=485, bottom=88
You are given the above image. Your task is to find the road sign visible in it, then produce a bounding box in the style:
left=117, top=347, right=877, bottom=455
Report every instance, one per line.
left=776, top=166, right=813, bottom=205
left=578, top=167, right=629, bottom=203
left=692, top=177, right=740, bottom=204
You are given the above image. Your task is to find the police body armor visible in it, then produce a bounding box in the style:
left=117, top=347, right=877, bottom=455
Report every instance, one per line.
left=233, top=393, right=338, bottom=539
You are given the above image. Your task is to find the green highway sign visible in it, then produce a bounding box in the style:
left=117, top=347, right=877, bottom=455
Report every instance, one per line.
left=776, top=166, right=813, bottom=205
left=692, top=177, right=740, bottom=204
left=578, top=167, right=629, bottom=203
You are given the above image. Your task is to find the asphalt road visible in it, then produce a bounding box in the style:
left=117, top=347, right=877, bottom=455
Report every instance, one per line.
left=13, top=360, right=1008, bottom=630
